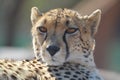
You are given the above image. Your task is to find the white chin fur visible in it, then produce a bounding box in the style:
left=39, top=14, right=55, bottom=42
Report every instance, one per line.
left=45, top=60, right=64, bottom=66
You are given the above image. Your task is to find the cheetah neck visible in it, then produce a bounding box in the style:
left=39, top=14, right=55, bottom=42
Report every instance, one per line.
left=66, top=51, right=96, bottom=69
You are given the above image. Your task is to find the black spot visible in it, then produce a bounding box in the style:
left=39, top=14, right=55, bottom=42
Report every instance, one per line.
left=86, top=73, right=90, bottom=76
left=78, top=78, right=82, bottom=80
left=50, top=74, right=54, bottom=77
left=58, top=78, right=62, bottom=80
left=15, top=71, right=19, bottom=74
left=48, top=68, right=52, bottom=72
left=59, top=67, right=64, bottom=70
left=70, top=78, right=76, bottom=80
left=11, top=75, right=17, bottom=80
left=73, top=75, right=78, bottom=78
left=44, top=76, right=48, bottom=80
left=84, top=55, right=89, bottom=58
left=55, top=73, right=61, bottom=76
left=42, top=72, right=45, bottom=75
left=64, top=75, right=70, bottom=78
left=38, top=67, right=43, bottom=69
left=83, top=50, right=87, bottom=53
left=18, top=68, right=23, bottom=71
left=33, top=61, right=37, bottom=63
left=24, top=59, right=29, bottom=62
left=8, top=64, right=12, bottom=67
left=53, top=69, right=58, bottom=72
left=75, top=71, right=81, bottom=74
left=3, top=70, right=7, bottom=73
left=31, top=64, right=35, bottom=67
left=85, top=76, right=89, bottom=79
left=64, top=72, right=71, bottom=75
left=82, top=77, right=86, bottom=80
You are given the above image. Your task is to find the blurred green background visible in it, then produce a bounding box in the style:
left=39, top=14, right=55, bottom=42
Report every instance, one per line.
left=0, top=0, right=80, bottom=47
left=0, top=0, right=120, bottom=73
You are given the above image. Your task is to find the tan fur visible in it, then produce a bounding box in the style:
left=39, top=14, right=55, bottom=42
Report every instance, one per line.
left=0, top=7, right=103, bottom=80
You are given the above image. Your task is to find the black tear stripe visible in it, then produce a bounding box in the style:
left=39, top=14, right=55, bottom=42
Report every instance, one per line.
left=78, top=29, right=84, bottom=42
left=63, top=32, right=70, bottom=60
left=37, top=33, right=48, bottom=63
left=44, top=33, right=48, bottom=41
left=41, top=33, right=48, bottom=46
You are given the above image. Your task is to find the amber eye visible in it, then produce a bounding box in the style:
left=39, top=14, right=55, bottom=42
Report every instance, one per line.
left=66, top=28, right=78, bottom=34
left=37, top=27, right=47, bottom=33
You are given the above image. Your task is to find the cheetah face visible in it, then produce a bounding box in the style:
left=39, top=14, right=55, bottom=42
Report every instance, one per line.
left=31, top=7, right=101, bottom=66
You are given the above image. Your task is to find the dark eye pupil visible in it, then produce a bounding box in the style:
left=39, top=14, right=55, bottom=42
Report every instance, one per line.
left=38, top=27, right=47, bottom=33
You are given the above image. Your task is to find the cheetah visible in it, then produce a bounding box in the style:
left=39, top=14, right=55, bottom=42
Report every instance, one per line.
left=0, top=7, right=104, bottom=80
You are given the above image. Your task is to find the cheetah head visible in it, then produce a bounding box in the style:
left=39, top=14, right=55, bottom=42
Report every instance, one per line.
left=31, top=7, right=101, bottom=66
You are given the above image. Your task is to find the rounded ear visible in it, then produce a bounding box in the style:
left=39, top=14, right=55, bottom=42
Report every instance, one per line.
left=31, top=7, right=42, bottom=25
left=88, top=9, right=101, bottom=36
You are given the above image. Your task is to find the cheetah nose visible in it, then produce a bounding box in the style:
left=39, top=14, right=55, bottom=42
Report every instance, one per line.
left=46, top=45, right=60, bottom=56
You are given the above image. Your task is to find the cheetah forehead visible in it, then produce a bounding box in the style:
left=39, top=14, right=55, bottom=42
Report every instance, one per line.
left=44, top=8, right=81, bottom=18
left=33, top=8, right=81, bottom=27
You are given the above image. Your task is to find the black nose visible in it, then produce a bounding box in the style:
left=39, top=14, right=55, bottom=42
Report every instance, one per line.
left=46, top=45, right=60, bottom=56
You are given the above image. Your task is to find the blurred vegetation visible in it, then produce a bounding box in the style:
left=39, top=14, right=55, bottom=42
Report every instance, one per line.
left=0, top=0, right=80, bottom=47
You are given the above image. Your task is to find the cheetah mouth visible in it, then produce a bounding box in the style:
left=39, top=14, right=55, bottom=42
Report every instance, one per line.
left=51, top=57, right=61, bottom=62
left=44, top=57, right=65, bottom=66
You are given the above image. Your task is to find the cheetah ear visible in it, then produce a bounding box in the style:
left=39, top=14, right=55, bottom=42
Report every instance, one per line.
left=87, top=9, right=101, bottom=36
left=31, top=7, right=42, bottom=25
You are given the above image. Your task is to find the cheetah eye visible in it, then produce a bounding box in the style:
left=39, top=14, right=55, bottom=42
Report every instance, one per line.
left=37, top=26, right=47, bottom=33
left=66, top=28, right=78, bottom=34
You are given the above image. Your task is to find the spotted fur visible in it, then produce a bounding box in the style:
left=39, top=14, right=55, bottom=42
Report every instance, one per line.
left=0, top=7, right=103, bottom=80
left=0, top=59, right=103, bottom=80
